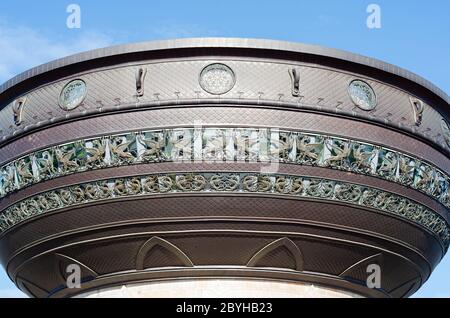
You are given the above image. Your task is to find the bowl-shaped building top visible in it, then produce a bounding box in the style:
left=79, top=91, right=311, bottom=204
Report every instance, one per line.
left=0, top=38, right=448, bottom=298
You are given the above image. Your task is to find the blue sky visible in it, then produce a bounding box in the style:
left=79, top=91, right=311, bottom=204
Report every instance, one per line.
left=0, top=0, right=448, bottom=298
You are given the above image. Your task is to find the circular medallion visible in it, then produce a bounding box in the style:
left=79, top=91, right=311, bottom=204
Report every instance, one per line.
left=348, top=80, right=377, bottom=111
left=59, top=79, right=87, bottom=110
left=199, top=63, right=235, bottom=95
left=441, top=118, right=450, bottom=147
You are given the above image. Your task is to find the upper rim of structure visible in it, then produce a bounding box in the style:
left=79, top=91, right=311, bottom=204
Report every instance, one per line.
left=0, top=37, right=449, bottom=105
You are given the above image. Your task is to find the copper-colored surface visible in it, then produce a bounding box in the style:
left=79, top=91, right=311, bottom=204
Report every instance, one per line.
left=0, top=38, right=448, bottom=298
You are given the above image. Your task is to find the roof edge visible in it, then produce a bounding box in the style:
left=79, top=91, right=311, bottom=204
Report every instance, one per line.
left=0, top=37, right=448, bottom=105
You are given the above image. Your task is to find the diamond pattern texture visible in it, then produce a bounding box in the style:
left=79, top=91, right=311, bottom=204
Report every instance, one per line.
left=0, top=59, right=448, bottom=152
left=1, top=107, right=449, bottom=174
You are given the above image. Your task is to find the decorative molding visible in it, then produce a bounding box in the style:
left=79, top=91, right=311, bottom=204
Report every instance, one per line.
left=1, top=127, right=449, bottom=210
left=288, top=68, right=300, bottom=97
left=348, top=80, right=377, bottom=111
left=247, top=237, right=304, bottom=271
left=55, top=253, right=98, bottom=282
left=135, top=67, right=147, bottom=97
left=339, top=253, right=382, bottom=278
left=0, top=55, right=447, bottom=154
left=199, top=63, right=236, bottom=95
left=136, top=236, right=194, bottom=270
left=12, top=97, right=26, bottom=126
left=16, top=277, right=48, bottom=298
left=388, top=277, right=420, bottom=297
left=410, top=97, right=424, bottom=127
left=58, top=79, right=87, bottom=111
left=1, top=172, right=448, bottom=250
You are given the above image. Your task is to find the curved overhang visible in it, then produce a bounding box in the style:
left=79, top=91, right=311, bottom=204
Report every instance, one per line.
left=0, top=37, right=449, bottom=119
left=0, top=38, right=448, bottom=298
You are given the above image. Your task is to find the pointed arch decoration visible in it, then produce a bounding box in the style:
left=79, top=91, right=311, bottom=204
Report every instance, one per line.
left=135, top=236, right=194, bottom=270
left=246, top=237, right=304, bottom=271
left=55, top=253, right=98, bottom=283
left=16, top=277, right=49, bottom=298
left=339, top=253, right=382, bottom=278
left=389, top=277, right=421, bottom=298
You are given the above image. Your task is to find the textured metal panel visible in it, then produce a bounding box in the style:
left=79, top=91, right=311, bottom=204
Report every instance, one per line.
left=0, top=58, right=448, bottom=151
left=1, top=38, right=448, bottom=104
left=7, top=221, right=429, bottom=298
left=2, top=195, right=442, bottom=268
left=1, top=107, right=449, bottom=172
left=8, top=221, right=428, bottom=272
left=0, top=38, right=448, bottom=298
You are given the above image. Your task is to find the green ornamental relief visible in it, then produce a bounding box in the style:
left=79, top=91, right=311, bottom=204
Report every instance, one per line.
left=0, top=127, right=449, bottom=210
left=0, top=172, right=448, bottom=250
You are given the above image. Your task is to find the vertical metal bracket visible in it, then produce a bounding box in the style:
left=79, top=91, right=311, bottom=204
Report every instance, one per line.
left=136, top=67, right=147, bottom=97
left=410, top=97, right=424, bottom=126
left=13, top=97, right=27, bottom=126
left=289, top=68, right=300, bottom=97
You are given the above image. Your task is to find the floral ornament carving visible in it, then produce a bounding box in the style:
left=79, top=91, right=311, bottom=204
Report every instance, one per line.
left=169, top=129, right=193, bottom=160
left=376, top=149, right=398, bottom=181
left=348, top=80, right=377, bottom=111
left=305, top=179, right=334, bottom=198
left=350, top=143, right=375, bottom=174
left=199, top=63, right=235, bottom=95
left=0, top=127, right=448, bottom=210
left=85, top=138, right=107, bottom=169
left=138, top=131, right=167, bottom=163
left=414, top=163, right=435, bottom=194
left=203, top=129, right=227, bottom=161
left=176, top=174, right=207, bottom=191
left=141, top=175, right=173, bottom=193
left=15, top=157, right=34, bottom=188
left=398, top=155, right=416, bottom=185
left=243, top=175, right=272, bottom=192
left=127, top=178, right=143, bottom=195
left=325, top=138, right=351, bottom=169
left=210, top=174, right=240, bottom=191
left=56, top=142, right=85, bottom=174
left=296, top=134, right=323, bottom=165
left=58, top=79, right=87, bottom=111
left=110, top=134, right=137, bottom=165
left=233, top=129, right=259, bottom=161
left=274, top=176, right=303, bottom=194
left=1, top=172, right=448, bottom=250
left=35, top=150, right=58, bottom=181
left=0, top=164, right=17, bottom=194
left=113, top=179, right=128, bottom=196
left=335, top=184, right=363, bottom=202
left=269, top=131, right=294, bottom=162
left=431, top=172, right=448, bottom=199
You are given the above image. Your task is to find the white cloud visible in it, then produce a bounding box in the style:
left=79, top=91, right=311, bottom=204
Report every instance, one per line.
left=0, top=21, right=114, bottom=83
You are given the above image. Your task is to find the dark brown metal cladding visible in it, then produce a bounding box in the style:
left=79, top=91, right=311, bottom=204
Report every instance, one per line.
left=0, top=38, right=449, bottom=298
left=0, top=106, right=449, bottom=169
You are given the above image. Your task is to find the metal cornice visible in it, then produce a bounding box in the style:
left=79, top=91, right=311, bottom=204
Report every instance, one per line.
left=0, top=38, right=448, bottom=114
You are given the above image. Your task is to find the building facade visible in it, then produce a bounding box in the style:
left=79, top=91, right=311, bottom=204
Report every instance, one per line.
left=0, top=38, right=449, bottom=298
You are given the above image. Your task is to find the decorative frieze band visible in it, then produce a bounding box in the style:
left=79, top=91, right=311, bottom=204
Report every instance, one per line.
left=0, top=172, right=448, bottom=250
left=1, top=127, right=449, bottom=209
